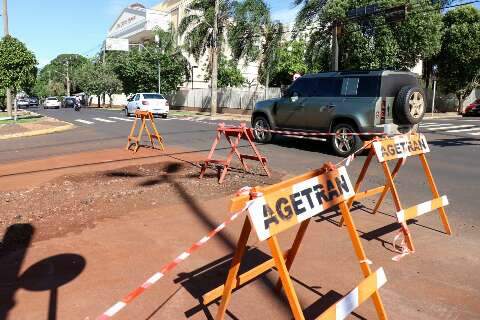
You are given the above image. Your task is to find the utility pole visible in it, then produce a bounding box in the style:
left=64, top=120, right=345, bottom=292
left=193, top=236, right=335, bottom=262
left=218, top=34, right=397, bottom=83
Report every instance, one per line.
left=3, top=0, right=12, bottom=118
left=210, top=0, right=219, bottom=116
left=331, top=21, right=339, bottom=72
left=155, top=35, right=161, bottom=94
left=65, top=60, right=71, bottom=97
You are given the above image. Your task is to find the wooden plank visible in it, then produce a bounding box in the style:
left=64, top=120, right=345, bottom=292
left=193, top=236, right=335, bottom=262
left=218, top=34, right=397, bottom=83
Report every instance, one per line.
left=419, top=153, right=452, bottom=235
left=396, top=196, right=448, bottom=223
left=202, top=250, right=290, bottom=304
left=338, top=202, right=388, bottom=319
left=215, top=218, right=252, bottom=319
left=316, top=268, right=387, bottom=320
left=268, top=236, right=305, bottom=320
left=352, top=186, right=385, bottom=201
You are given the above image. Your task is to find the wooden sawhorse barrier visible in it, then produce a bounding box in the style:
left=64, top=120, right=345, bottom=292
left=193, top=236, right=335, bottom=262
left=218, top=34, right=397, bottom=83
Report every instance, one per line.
left=126, top=111, right=165, bottom=153
left=200, top=123, right=271, bottom=183
left=340, top=133, right=452, bottom=253
left=202, top=163, right=388, bottom=320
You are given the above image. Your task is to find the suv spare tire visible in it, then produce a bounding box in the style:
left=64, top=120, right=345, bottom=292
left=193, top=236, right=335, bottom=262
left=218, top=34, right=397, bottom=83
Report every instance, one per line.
left=394, top=85, right=426, bottom=125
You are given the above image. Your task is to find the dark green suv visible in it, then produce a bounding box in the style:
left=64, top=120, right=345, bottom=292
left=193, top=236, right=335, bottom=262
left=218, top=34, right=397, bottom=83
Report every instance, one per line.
left=252, top=70, right=425, bottom=156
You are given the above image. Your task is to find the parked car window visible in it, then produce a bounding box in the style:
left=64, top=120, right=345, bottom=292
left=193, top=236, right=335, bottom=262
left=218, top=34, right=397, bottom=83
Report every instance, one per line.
left=47, top=97, right=58, bottom=101
left=341, top=78, right=360, bottom=96
left=143, top=94, right=165, bottom=100
left=134, top=94, right=140, bottom=101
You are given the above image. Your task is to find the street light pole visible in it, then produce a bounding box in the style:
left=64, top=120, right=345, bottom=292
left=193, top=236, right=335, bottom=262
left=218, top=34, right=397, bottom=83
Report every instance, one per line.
left=3, top=0, right=12, bottom=118
left=155, top=35, right=161, bottom=94
left=210, top=0, right=219, bottom=116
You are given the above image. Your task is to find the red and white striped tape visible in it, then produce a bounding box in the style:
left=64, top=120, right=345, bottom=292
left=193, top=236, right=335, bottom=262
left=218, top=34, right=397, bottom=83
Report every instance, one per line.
left=96, top=187, right=261, bottom=320
left=253, top=127, right=387, bottom=137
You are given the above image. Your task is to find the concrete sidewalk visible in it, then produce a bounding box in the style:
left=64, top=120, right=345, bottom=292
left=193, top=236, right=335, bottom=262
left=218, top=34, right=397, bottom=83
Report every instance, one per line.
left=0, top=147, right=478, bottom=320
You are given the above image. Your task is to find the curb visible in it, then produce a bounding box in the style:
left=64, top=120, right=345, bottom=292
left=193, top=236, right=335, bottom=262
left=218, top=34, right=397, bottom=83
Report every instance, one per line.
left=0, top=123, right=75, bottom=140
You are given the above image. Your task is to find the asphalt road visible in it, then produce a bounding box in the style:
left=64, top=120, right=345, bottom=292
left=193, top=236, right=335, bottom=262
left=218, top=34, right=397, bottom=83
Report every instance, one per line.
left=1, top=107, right=479, bottom=226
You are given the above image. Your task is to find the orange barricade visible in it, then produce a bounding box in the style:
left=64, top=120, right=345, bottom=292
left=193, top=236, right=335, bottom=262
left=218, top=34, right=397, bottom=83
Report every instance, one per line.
left=126, top=111, right=165, bottom=153
left=200, top=123, right=271, bottom=183
left=340, top=133, right=452, bottom=253
left=202, top=163, right=388, bottom=320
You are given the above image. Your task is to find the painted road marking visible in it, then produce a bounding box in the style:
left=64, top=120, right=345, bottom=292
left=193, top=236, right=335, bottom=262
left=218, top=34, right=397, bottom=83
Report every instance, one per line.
left=421, top=123, right=450, bottom=127
left=427, top=125, right=475, bottom=131
left=75, top=119, right=94, bottom=125
left=93, top=117, right=116, bottom=123
left=109, top=117, right=134, bottom=122
left=469, top=132, right=480, bottom=136
left=445, top=127, right=480, bottom=133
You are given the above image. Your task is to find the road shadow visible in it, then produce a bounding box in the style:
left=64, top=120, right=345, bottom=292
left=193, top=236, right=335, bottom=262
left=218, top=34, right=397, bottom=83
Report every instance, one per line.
left=142, top=162, right=300, bottom=318
left=427, top=136, right=479, bottom=148
left=174, top=247, right=275, bottom=319
left=0, top=224, right=85, bottom=320
left=173, top=247, right=367, bottom=320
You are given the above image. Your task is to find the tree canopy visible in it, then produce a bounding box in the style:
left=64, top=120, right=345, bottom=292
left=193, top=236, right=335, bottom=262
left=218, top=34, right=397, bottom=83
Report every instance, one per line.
left=0, top=36, right=37, bottom=93
left=179, top=0, right=234, bottom=62
left=437, top=5, right=480, bottom=108
left=77, top=61, right=123, bottom=107
left=296, top=0, right=443, bottom=71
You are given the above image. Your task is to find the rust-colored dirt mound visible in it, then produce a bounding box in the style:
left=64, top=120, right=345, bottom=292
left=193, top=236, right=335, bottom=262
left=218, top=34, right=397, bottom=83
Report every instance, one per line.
left=1, top=161, right=281, bottom=243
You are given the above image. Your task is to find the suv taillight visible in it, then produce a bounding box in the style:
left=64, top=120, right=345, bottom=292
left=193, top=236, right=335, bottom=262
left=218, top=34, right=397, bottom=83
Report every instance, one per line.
left=381, top=98, right=386, bottom=124
left=165, top=100, right=169, bottom=106
left=142, top=101, right=149, bottom=105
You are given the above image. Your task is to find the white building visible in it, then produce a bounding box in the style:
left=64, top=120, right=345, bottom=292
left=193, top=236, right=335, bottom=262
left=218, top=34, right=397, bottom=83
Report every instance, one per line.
left=106, top=1, right=260, bottom=89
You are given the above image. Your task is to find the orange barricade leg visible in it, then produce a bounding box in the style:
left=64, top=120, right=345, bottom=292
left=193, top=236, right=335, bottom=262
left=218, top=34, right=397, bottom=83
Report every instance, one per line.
left=419, top=153, right=452, bottom=235
left=200, top=123, right=271, bottom=183
left=126, top=111, right=165, bottom=153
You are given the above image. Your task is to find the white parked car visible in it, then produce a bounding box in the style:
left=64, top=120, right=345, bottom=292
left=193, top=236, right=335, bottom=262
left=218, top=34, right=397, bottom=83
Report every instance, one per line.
left=125, top=93, right=169, bottom=118
left=44, top=97, right=61, bottom=109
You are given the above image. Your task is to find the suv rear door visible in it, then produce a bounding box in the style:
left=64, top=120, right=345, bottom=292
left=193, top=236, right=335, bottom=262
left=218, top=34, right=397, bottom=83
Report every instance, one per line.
left=274, top=78, right=309, bottom=129
left=335, top=76, right=380, bottom=130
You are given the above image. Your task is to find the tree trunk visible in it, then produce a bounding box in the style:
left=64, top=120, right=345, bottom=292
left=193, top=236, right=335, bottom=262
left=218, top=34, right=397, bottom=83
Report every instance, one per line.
left=109, top=94, right=113, bottom=108
left=457, top=94, right=463, bottom=114
left=97, top=96, right=101, bottom=108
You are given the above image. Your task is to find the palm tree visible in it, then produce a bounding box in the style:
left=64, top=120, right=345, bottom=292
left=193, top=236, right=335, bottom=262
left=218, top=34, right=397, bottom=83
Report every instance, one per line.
left=179, top=0, right=234, bottom=114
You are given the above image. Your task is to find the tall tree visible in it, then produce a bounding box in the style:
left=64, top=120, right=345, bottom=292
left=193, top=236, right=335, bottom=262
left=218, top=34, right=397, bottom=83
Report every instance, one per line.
left=437, top=5, right=480, bottom=113
left=267, top=40, right=308, bottom=86
left=205, top=55, right=246, bottom=87
left=179, top=0, right=234, bottom=113
left=77, top=61, right=123, bottom=108
left=108, top=46, right=188, bottom=95
left=228, top=0, right=270, bottom=63
left=296, top=0, right=443, bottom=71
left=0, top=36, right=37, bottom=103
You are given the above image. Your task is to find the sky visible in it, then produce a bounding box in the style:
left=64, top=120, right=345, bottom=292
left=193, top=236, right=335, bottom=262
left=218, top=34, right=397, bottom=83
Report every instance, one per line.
left=0, top=0, right=300, bottom=68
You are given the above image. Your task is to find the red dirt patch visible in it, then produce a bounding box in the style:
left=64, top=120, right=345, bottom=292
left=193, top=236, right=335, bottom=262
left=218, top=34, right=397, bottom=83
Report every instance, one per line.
left=1, top=161, right=281, bottom=243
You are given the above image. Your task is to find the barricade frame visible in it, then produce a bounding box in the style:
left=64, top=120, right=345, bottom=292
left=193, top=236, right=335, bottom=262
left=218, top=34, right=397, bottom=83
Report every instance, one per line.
left=203, top=164, right=388, bottom=320
left=126, top=111, right=165, bottom=153
left=339, top=133, right=452, bottom=252
left=200, top=123, right=271, bottom=183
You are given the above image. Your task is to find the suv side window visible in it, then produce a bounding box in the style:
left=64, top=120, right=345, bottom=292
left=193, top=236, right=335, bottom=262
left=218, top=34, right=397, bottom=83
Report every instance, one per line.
left=341, top=78, right=360, bottom=96
left=313, top=78, right=341, bottom=97
left=288, top=78, right=309, bottom=97
left=358, top=76, right=380, bottom=97
left=134, top=94, right=140, bottom=101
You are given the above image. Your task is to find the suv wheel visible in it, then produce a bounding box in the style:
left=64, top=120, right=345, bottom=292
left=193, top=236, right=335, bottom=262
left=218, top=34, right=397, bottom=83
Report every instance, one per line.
left=252, top=116, right=273, bottom=143
left=331, top=123, right=362, bottom=157
left=395, top=86, right=425, bottom=125
left=124, top=107, right=130, bottom=117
